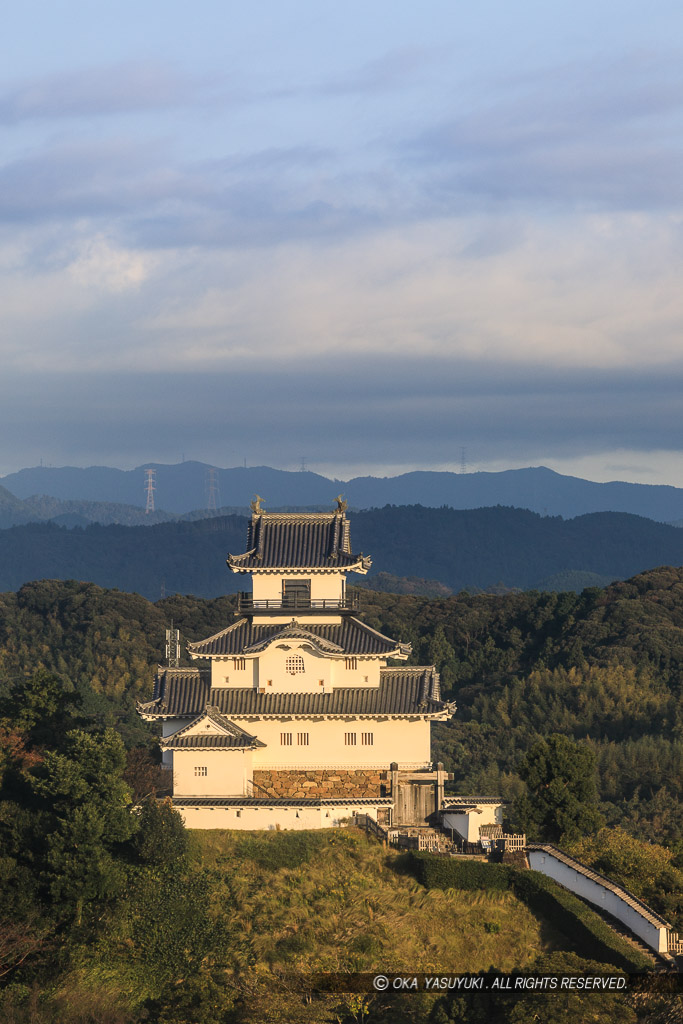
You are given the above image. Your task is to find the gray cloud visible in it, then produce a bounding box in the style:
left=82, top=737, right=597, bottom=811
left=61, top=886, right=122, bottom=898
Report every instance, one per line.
left=2, top=360, right=683, bottom=473
left=0, top=134, right=386, bottom=251
left=321, top=47, right=433, bottom=95
left=406, top=52, right=683, bottom=209
left=0, top=62, right=218, bottom=123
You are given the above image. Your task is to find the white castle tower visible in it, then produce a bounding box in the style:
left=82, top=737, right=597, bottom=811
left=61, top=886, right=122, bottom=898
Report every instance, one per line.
left=138, top=498, right=458, bottom=830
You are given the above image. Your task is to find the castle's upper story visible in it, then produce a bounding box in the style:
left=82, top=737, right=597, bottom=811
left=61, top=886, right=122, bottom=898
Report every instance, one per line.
left=138, top=499, right=453, bottom=726
left=229, top=498, right=371, bottom=614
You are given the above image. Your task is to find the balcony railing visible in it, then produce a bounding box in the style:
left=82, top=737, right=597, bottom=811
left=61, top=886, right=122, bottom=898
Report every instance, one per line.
left=237, top=593, right=360, bottom=613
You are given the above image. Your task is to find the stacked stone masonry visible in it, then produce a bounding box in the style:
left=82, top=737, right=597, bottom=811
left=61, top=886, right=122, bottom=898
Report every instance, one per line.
left=253, top=769, right=386, bottom=799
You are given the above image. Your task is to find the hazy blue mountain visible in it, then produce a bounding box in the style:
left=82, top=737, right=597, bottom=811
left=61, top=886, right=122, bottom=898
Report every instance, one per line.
left=4, top=462, right=683, bottom=522
left=1, top=505, right=682, bottom=598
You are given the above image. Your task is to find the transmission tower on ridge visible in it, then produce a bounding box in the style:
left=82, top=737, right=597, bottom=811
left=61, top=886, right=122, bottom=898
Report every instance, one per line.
left=165, top=625, right=181, bottom=667
left=144, top=468, right=156, bottom=513
left=206, top=467, right=220, bottom=511
left=460, top=448, right=467, bottom=475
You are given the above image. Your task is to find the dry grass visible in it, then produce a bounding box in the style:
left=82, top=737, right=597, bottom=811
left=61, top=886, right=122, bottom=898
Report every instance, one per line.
left=191, top=828, right=546, bottom=975
left=44, top=828, right=552, bottom=1023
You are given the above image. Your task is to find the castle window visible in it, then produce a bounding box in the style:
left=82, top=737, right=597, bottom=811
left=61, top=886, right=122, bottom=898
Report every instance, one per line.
left=280, top=732, right=293, bottom=745
left=297, top=732, right=309, bottom=745
left=345, top=657, right=357, bottom=670
left=194, top=766, right=208, bottom=776
left=286, top=655, right=305, bottom=675
left=362, top=732, right=374, bottom=746
left=344, top=732, right=357, bottom=746
left=233, top=657, right=246, bottom=670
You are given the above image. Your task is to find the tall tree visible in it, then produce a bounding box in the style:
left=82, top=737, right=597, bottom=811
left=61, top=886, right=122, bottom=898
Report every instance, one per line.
left=515, top=734, right=604, bottom=842
left=30, top=728, right=135, bottom=920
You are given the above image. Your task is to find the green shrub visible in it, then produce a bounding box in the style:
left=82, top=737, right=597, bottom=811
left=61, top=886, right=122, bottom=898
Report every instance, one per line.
left=409, top=853, right=511, bottom=892
left=134, top=798, right=188, bottom=869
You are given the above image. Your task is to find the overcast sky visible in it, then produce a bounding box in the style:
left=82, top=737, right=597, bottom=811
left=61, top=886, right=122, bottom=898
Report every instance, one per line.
left=2, top=1, right=683, bottom=485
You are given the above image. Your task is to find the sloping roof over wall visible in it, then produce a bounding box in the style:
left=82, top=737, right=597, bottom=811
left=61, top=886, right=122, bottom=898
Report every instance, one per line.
left=160, top=707, right=266, bottom=749
left=527, top=844, right=671, bottom=929
left=139, top=665, right=451, bottom=720
left=227, top=510, right=371, bottom=572
left=187, top=616, right=409, bottom=658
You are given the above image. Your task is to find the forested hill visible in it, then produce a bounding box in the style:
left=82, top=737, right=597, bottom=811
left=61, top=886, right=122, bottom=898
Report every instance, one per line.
left=1, top=566, right=681, bottom=851
left=2, top=505, right=683, bottom=597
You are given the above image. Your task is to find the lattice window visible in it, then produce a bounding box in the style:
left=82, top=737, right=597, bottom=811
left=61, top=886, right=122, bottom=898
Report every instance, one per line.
left=286, top=654, right=305, bottom=675
left=344, top=732, right=357, bottom=746
left=297, top=732, right=309, bottom=745
left=361, top=732, right=374, bottom=745
left=233, top=657, right=246, bottom=670
left=280, top=732, right=293, bottom=745
left=194, top=766, right=208, bottom=776
left=345, top=657, right=358, bottom=670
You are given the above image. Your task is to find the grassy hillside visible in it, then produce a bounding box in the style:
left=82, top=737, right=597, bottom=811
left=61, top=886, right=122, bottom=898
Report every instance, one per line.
left=31, top=828, right=594, bottom=1024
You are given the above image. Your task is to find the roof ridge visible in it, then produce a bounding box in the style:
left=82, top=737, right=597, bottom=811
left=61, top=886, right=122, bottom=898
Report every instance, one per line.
left=187, top=618, right=248, bottom=650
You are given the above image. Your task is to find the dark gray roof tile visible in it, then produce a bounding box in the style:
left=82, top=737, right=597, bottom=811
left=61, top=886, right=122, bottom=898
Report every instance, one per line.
left=141, top=666, right=449, bottom=719
left=227, top=511, right=371, bottom=571
left=187, top=616, right=408, bottom=658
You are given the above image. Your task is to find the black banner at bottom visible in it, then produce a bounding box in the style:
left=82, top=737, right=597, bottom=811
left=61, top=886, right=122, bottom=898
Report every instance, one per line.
left=284, top=972, right=682, bottom=995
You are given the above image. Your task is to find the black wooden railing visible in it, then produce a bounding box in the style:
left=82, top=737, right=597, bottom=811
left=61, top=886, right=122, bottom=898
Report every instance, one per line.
left=237, top=593, right=360, bottom=613
left=355, top=813, right=389, bottom=842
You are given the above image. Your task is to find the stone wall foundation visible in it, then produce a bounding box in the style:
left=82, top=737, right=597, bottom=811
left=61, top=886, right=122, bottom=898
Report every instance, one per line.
left=253, top=768, right=386, bottom=799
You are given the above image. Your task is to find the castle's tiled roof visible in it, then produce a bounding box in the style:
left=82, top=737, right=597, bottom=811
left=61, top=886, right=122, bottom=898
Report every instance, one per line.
left=138, top=666, right=451, bottom=720
left=138, top=667, right=211, bottom=717
left=187, top=616, right=409, bottom=659
left=160, top=707, right=265, bottom=749
left=162, top=733, right=254, bottom=749
left=227, top=511, right=371, bottom=572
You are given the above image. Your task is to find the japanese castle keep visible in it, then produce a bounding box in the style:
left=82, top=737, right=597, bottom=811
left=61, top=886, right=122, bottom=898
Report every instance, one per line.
left=138, top=498, right=475, bottom=831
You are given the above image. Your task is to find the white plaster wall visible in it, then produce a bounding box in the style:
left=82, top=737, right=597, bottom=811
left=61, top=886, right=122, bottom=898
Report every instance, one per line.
left=310, top=575, right=345, bottom=602
left=244, top=642, right=382, bottom=693
left=255, top=642, right=333, bottom=692
left=211, top=657, right=256, bottom=688
left=441, top=804, right=503, bottom=842
left=527, top=850, right=668, bottom=954
left=250, top=573, right=345, bottom=604
left=177, top=802, right=384, bottom=830
left=248, top=716, right=431, bottom=769
left=330, top=657, right=381, bottom=689
left=249, top=575, right=281, bottom=602
left=173, top=748, right=253, bottom=798
left=250, top=614, right=342, bottom=626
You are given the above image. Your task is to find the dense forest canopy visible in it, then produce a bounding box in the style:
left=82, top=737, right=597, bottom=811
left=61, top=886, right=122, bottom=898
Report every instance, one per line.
left=1, top=565, right=681, bottom=848
left=4, top=505, right=683, bottom=596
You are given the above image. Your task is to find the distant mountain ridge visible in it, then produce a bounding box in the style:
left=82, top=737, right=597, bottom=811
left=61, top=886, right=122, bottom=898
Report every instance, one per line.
left=3, top=461, right=683, bottom=522
left=1, top=505, right=683, bottom=598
